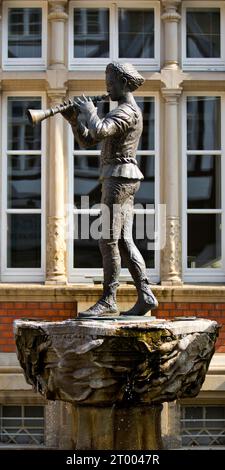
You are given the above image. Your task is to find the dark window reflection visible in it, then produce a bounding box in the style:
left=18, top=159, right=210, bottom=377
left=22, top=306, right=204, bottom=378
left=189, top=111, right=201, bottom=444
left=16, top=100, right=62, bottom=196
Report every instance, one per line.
left=74, top=99, right=109, bottom=150
left=188, top=214, right=221, bottom=268
left=74, top=8, right=109, bottom=58
left=187, top=9, right=220, bottom=58
left=74, top=213, right=154, bottom=269
left=119, top=9, right=154, bottom=58
left=8, top=155, right=41, bottom=209
left=187, top=155, right=221, bottom=209
left=8, top=8, right=42, bottom=58
left=74, top=155, right=101, bottom=207
left=135, top=97, right=155, bottom=151
left=7, top=214, right=41, bottom=268
left=135, top=156, right=155, bottom=206
left=8, top=98, right=41, bottom=150
left=74, top=214, right=102, bottom=268
left=187, top=97, right=221, bottom=150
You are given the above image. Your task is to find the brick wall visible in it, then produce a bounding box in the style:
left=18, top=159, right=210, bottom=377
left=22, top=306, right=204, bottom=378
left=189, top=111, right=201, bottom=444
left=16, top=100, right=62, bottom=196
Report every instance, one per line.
left=0, top=302, right=77, bottom=352
left=0, top=301, right=224, bottom=352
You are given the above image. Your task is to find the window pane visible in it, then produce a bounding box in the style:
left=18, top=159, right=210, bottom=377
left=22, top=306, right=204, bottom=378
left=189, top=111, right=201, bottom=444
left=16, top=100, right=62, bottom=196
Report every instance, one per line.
left=74, top=8, right=109, bottom=58
left=8, top=98, right=41, bottom=151
left=187, top=214, right=221, bottom=268
left=187, top=9, right=220, bottom=58
left=187, top=155, right=221, bottom=209
left=119, top=9, right=154, bottom=58
left=74, top=213, right=102, bottom=268
left=135, top=97, right=155, bottom=150
left=74, top=99, right=109, bottom=150
left=7, top=214, right=41, bottom=268
left=8, top=155, right=41, bottom=209
left=0, top=405, right=44, bottom=445
left=187, top=97, right=221, bottom=150
left=181, top=405, right=225, bottom=447
left=74, top=155, right=101, bottom=208
left=135, top=156, right=155, bottom=206
left=8, top=8, right=42, bottom=58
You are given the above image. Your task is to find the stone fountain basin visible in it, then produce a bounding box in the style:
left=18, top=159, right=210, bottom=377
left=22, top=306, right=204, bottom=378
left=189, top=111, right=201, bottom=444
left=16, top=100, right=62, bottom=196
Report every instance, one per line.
left=14, top=317, right=219, bottom=406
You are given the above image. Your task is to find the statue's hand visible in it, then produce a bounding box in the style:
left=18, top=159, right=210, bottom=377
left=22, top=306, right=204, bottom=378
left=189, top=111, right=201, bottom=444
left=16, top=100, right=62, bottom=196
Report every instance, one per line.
left=61, top=100, right=79, bottom=123
left=74, top=95, right=96, bottom=115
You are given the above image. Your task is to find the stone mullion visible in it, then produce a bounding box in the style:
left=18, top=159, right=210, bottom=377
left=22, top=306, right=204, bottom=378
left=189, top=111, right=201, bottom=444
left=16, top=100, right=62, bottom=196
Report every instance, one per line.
left=46, top=89, right=67, bottom=284
left=161, top=89, right=183, bottom=285
left=48, top=0, right=68, bottom=69
left=161, top=0, right=181, bottom=69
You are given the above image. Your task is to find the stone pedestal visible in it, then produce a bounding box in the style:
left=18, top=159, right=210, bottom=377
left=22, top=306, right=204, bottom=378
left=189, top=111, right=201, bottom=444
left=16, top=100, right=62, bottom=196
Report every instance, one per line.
left=14, top=318, right=219, bottom=450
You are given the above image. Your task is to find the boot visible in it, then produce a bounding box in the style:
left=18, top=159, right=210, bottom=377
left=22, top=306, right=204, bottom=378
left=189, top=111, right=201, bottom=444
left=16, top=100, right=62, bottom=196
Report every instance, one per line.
left=78, top=286, right=119, bottom=318
left=121, top=279, right=158, bottom=316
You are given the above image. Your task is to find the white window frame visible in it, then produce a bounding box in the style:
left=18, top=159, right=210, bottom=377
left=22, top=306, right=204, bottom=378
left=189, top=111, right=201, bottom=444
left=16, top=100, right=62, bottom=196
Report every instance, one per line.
left=68, top=91, right=160, bottom=284
left=182, top=92, right=225, bottom=283
left=69, top=0, right=160, bottom=71
left=2, top=1, right=47, bottom=71
left=1, top=92, right=46, bottom=282
left=182, top=1, right=225, bottom=71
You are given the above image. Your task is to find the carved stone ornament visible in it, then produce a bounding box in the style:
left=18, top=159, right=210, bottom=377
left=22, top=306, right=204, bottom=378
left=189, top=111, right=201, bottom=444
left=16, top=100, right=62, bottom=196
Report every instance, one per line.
left=14, top=317, right=219, bottom=449
left=161, top=216, right=182, bottom=284
left=46, top=216, right=66, bottom=280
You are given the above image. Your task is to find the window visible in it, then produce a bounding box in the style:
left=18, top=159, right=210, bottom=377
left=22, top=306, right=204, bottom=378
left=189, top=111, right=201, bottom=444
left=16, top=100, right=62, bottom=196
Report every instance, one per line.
left=1, top=93, right=46, bottom=282
left=182, top=2, right=225, bottom=70
left=2, top=1, right=47, bottom=70
left=69, top=1, right=160, bottom=70
left=68, top=93, right=159, bottom=283
left=0, top=405, right=45, bottom=446
left=181, top=405, right=225, bottom=448
left=182, top=94, right=225, bottom=282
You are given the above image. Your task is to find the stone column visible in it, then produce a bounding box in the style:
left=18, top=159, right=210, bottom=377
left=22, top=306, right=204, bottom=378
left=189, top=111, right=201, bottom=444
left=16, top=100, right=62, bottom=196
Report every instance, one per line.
left=161, top=0, right=181, bottom=69
left=48, top=1, right=68, bottom=69
left=46, top=88, right=67, bottom=284
left=161, top=88, right=182, bottom=285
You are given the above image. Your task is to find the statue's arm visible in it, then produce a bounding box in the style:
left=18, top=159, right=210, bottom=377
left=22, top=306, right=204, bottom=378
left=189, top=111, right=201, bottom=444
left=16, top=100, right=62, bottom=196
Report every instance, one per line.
left=70, top=118, right=100, bottom=148
left=61, top=107, right=99, bottom=148
left=85, top=108, right=131, bottom=139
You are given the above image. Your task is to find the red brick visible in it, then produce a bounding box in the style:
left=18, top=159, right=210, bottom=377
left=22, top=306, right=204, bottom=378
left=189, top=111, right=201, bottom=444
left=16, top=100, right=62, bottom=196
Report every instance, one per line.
left=51, top=303, right=65, bottom=309
left=2, top=331, right=13, bottom=337
left=0, top=302, right=14, bottom=309
left=201, top=303, right=216, bottom=310
left=13, top=303, right=26, bottom=309
left=0, top=310, right=8, bottom=315
left=1, top=317, right=13, bottom=323
left=189, top=303, right=201, bottom=309
left=175, top=303, right=190, bottom=310
left=161, top=303, right=176, bottom=310
left=64, top=303, right=75, bottom=309
left=39, top=302, right=53, bottom=309
left=215, top=304, right=225, bottom=309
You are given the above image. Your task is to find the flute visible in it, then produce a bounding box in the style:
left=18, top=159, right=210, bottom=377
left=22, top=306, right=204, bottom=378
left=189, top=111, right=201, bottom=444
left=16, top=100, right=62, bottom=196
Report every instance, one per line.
left=26, top=94, right=109, bottom=126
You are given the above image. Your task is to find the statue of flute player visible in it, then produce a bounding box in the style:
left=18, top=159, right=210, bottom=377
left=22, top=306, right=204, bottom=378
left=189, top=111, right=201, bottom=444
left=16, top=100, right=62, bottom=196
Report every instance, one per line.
left=62, top=62, right=158, bottom=317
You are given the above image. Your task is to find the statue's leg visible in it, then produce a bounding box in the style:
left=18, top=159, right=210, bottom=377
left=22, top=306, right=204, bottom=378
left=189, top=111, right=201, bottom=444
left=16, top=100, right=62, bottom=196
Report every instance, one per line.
left=118, top=181, right=158, bottom=316
left=79, top=179, right=122, bottom=317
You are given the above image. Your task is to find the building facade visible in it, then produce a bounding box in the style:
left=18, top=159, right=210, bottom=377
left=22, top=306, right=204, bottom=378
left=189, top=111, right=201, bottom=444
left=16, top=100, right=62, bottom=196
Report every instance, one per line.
left=0, top=0, right=225, bottom=448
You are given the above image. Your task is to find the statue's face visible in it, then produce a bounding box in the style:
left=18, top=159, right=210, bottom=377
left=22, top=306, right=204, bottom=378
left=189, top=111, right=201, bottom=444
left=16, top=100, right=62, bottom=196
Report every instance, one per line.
left=106, top=70, right=125, bottom=101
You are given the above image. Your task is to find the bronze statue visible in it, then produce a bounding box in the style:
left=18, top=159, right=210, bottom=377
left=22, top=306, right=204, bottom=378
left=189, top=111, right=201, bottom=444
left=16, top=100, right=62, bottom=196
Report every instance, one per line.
left=62, top=62, right=158, bottom=317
